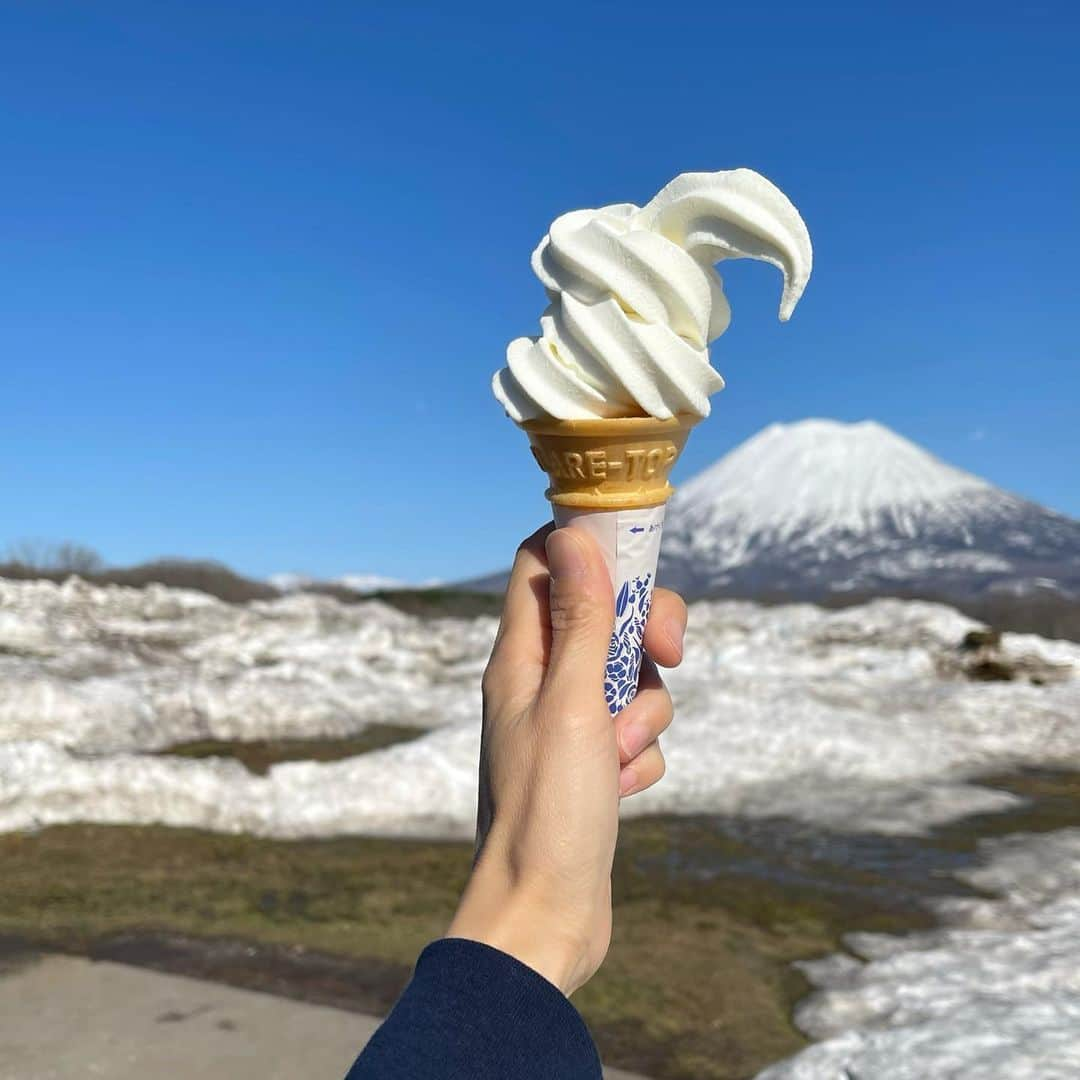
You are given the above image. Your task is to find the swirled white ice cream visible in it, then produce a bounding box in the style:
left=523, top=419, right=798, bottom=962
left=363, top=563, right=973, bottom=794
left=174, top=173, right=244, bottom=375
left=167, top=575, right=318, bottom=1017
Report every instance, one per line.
left=493, top=168, right=812, bottom=422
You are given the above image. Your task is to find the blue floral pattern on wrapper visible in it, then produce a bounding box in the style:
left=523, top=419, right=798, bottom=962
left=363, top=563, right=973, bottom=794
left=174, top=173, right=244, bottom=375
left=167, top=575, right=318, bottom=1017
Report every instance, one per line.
left=605, top=572, right=653, bottom=714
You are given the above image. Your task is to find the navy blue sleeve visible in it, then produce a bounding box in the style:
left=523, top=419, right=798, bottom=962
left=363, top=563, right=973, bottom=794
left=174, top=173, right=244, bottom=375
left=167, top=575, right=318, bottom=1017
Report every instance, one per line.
left=345, top=938, right=603, bottom=1079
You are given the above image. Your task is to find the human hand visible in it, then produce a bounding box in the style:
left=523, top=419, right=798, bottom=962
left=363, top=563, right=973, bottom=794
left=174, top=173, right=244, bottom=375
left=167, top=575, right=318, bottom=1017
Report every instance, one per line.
left=447, top=522, right=688, bottom=995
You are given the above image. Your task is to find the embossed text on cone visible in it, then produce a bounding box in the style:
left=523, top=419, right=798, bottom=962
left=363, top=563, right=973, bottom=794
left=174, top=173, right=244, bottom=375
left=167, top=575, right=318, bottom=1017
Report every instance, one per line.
left=523, top=415, right=695, bottom=511
left=519, top=415, right=698, bottom=714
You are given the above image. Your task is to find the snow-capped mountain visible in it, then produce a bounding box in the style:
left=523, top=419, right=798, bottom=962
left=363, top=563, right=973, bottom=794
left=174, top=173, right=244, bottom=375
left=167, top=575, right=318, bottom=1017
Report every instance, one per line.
left=659, top=419, right=1080, bottom=602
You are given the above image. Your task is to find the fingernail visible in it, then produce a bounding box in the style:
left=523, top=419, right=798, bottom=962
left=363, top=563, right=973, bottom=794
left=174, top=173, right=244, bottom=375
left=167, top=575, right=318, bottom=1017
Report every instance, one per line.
left=666, top=617, right=685, bottom=655
left=620, top=722, right=650, bottom=761
left=619, top=766, right=639, bottom=796
left=546, top=530, right=588, bottom=581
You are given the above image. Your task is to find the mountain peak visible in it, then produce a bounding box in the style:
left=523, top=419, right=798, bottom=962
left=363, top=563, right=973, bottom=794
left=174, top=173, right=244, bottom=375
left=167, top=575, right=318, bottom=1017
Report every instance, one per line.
left=674, top=418, right=993, bottom=541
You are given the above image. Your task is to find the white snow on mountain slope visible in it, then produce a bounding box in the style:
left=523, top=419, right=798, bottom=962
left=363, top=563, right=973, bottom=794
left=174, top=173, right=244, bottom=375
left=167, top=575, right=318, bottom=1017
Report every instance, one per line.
left=660, top=419, right=1080, bottom=599
left=759, top=828, right=1080, bottom=1079
left=2, top=577, right=1078, bottom=838
left=677, top=419, right=995, bottom=540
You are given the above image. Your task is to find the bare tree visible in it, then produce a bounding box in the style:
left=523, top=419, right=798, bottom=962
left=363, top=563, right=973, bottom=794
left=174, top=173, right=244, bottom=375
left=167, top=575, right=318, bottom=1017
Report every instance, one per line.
left=5, top=539, right=105, bottom=575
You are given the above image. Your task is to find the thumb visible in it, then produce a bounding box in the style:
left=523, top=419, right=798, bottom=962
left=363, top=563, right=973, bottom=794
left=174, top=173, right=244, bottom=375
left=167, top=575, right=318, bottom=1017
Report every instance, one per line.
left=540, top=527, right=614, bottom=711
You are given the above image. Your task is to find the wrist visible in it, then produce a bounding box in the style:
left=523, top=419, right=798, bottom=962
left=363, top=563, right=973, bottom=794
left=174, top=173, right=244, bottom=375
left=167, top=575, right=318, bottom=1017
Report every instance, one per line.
left=447, top=876, right=589, bottom=994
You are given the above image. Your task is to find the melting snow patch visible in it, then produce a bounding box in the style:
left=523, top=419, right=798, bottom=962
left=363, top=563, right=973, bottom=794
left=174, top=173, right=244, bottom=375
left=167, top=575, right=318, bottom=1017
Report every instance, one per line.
left=1, top=581, right=1077, bottom=840
left=758, top=829, right=1080, bottom=1079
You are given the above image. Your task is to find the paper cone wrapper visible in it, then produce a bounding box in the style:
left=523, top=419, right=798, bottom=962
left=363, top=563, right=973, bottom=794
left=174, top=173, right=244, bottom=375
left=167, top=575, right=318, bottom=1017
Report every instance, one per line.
left=521, top=416, right=697, bottom=715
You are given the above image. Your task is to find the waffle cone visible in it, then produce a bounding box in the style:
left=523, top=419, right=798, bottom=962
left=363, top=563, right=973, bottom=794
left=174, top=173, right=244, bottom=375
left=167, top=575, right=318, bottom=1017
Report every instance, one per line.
left=522, top=415, right=698, bottom=510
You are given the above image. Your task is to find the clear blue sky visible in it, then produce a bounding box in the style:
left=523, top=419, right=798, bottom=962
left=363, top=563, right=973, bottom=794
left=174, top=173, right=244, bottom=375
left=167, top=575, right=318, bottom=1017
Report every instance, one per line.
left=2, top=2, right=1077, bottom=581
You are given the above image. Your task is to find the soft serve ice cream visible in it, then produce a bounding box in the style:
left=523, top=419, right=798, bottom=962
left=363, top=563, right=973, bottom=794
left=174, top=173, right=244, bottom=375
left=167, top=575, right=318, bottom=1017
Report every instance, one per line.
left=494, top=167, right=812, bottom=715
left=492, top=168, right=812, bottom=422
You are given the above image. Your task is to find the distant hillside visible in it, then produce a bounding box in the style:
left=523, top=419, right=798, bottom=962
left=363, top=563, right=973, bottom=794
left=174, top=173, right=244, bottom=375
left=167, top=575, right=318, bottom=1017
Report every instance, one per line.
left=0, top=558, right=279, bottom=604
left=0, top=556, right=497, bottom=618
